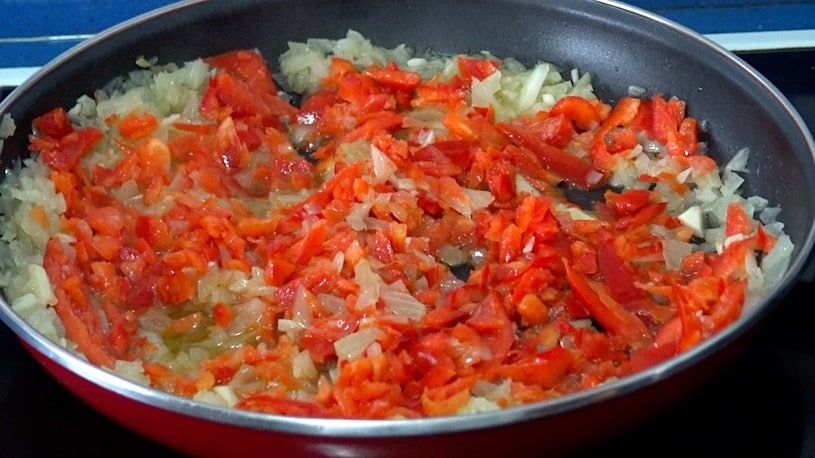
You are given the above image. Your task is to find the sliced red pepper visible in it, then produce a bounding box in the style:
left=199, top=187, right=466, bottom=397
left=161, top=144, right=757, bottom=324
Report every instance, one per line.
left=363, top=65, right=422, bottom=91
left=37, top=126, right=104, bottom=172
left=497, top=345, right=574, bottom=387
left=598, top=235, right=642, bottom=304
left=32, top=107, right=74, bottom=138
left=457, top=55, right=500, bottom=81
left=725, top=202, right=753, bottom=237
left=118, top=112, right=159, bottom=140
left=549, top=95, right=603, bottom=131
left=565, top=263, right=652, bottom=349
left=499, top=123, right=606, bottom=189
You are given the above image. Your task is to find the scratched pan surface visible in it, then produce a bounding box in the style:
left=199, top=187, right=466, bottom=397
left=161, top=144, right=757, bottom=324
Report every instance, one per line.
left=1, top=1, right=814, bottom=456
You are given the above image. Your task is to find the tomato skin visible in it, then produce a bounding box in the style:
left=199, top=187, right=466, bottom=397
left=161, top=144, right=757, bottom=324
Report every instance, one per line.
left=200, top=49, right=296, bottom=127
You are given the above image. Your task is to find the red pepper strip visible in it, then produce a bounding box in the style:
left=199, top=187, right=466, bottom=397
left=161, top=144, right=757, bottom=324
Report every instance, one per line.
left=604, top=189, right=651, bottom=217
left=565, top=263, right=652, bottom=350
left=629, top=338, right=679, bottom=372
left=673, top=284, right=703, bottom=352
left=35, top=126, right=104, bottom=172
left=456, top=55, right=500, bottom=81
left=118, top=112, right=159, bottom=140
left=362, top=66, right=422, bottom=91
left=549, top=95, right=603, bottom=131
left=499, top=123, right=606, bottom=189
left=340, top=111, right=405, bottom=144
left=236, top=394, right=332, bottom=417
left=703, top=279, right=746, bottom=335
left=496, top=345, right=574, bottom=388
left=650, top=95, right=698, bottom=157
left=711, top=236, right=755, bottom=282
left=598, top=235, right=642, bottom=304
left=205, top=49, right=279, bottom=95
left=725, top=202, right=753, bottom=237
left=613, top=202, right=667, bottom=231
left=32, top=107, right=73, bottom=138
left=43, top=238, right=117, bottom=368
left=504, top=144, right=560, bottom=193
left=590, top=96, right=641, bottom=158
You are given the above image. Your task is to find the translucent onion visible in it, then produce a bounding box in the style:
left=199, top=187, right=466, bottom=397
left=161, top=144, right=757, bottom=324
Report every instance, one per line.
left=334, top=327, right=384, bottom=362
left=371, top=144, right=398, bottom=183
left=381, top=289, right=427, bottom=320
left=462, top=188, right=495, bottom=212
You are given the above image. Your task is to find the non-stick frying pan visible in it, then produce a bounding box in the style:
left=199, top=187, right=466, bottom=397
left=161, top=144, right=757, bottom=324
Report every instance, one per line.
left=1, top=1, right=814, bottom=456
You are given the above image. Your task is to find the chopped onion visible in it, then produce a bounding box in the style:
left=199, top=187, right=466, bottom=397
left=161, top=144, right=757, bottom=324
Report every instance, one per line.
left=292, top=350, right=319, bottom=380
left=462, top=188, right=495, bottom=212
left=381, top=289, right=427, bottom=320
left=677, top=205, right=704, bottom=237
left=334, top=327, right=384, bottom=362
left=471, top=70, right=502, bottom=108
left=725, top=147, right=750, bottom=173
left=213, top=385, right=240, bottom=406
left=516, top=62, right=549, bottom=112
left=353, top=259, right=385, bottom=310
left=371, top=144, right=398, bottom=183
left=662, top=238, right=693, bottom=271
left=628, top=85, right=647, bottom=97
left=761, top=234, right=794, bottom=288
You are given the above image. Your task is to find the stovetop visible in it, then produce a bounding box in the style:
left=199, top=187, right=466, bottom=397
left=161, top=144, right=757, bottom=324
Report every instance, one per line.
left=0, top=42, right=813, bottom=458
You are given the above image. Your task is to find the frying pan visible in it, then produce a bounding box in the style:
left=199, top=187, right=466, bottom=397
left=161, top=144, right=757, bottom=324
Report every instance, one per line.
left=1, top=1, right=814, bottom=456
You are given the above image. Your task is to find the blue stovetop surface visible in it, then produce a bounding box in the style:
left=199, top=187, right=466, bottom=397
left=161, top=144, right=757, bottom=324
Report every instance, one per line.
left=1, top=0, right=814, bottom=68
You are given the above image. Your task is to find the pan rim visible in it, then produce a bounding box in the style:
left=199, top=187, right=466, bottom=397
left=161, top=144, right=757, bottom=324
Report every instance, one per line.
left=0, top=0, right=814, bottom=440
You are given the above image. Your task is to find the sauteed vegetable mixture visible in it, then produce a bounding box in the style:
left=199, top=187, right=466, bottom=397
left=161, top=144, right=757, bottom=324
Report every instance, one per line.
left=0, top=32, right=793, bottom=418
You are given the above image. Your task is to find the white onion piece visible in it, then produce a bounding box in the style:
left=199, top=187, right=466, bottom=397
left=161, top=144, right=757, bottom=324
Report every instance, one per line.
left=292, top=350, right=319, bottom=380
left=471, top=70, right=502, bottom=108
left=516, top=63, right=549, bottom=112
left=381, top=289, right=427, bottom=320
left=462, top=188, right=495, bottom=211
left=725, top=147, right=751, bottom=173
left=761, top=234, right=794, bottom=289
left=662, top=239, right=693, bottom=271
left=334, top=327, right=384, bottom=362
left=353, top=259, right=385, bottom=310
left=371, top=144, right=398, bottom=183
